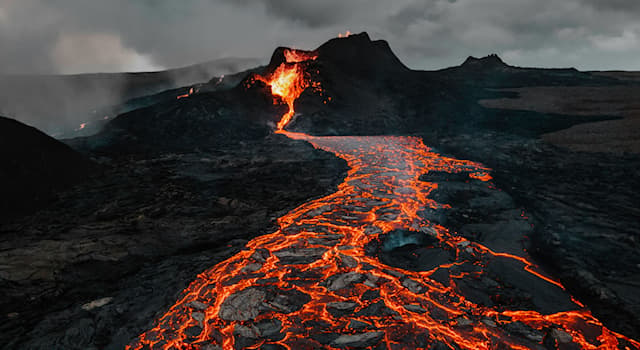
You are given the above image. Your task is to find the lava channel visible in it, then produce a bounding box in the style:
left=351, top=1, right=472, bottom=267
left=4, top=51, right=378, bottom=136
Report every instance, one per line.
left=127, top=131, right=639, bottom=349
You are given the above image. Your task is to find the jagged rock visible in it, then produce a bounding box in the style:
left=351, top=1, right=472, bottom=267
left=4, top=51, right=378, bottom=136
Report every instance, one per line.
left=255, top=319, right=283, bottom=340
left=219, top=288, right=266, bottom=321
left=482, top=319, right=497, bottom=327
left=327, top=302, right=358, bottom=310
left=234, top=324, right=260, bottom=338
left=327, top=302, right=358, bottom=317
left=456, top=317, right=473, bottom=327
left=364, top=226, right=382, bottom=235
left=263, top=288, right=311, bottom=314
left=234, top=324, right=261, bottom=349
left=330, top=331, right=385, bottom=348
left=185, top=325, right=203, bottom=338
left=200, top=345, right=222, bottom=350
left=504, top=322, right=545, bottom=343
left=192, top=312, right=205, bottom=323
left=402, top=278, right=427, bottom=293
left=251, top=249, right=271, bottom=263
left=326, top=272, right=365, bottom=291
left=361, top=289, right=380, bottom=301
left=81, top=297, right=113, bottom=311
left=403, top=304, right=427, bottom=313
left=549, top=328, right=573, bottom=344
left=188, top=300, right=209, bottom=311
left=383, top=269, right=405, bottom=278
left=339, top=254, right=358, bottom=268
left=348, top=320, right=374, bottom=329
left=356, top=301, right=398, bottom=317
left=259, top=344, right=287, bottom=350
left=242, top=263, right=263, bottom=273
left=273, top=247, right=327, bottom=264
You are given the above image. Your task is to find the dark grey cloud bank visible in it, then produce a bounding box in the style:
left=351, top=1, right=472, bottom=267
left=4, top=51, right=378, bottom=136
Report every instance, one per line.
left=1, top=0, right=640, bottom=74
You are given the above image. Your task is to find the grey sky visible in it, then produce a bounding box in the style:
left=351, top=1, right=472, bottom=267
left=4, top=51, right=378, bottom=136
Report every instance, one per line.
left=1, top=0, right=639, bottom=74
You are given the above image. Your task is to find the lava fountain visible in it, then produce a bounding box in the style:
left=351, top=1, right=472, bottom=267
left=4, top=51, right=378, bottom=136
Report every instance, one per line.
left=254, top=49, right=320, bottom=130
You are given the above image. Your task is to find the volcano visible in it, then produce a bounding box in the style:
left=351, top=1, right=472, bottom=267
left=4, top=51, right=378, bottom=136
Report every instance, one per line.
left=1, top=33, right=640, bottom=350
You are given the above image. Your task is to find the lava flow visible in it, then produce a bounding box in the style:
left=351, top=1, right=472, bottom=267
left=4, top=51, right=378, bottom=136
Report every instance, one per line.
left=127, top=52, right=640, bottom=350
left=254, top=49, right=320, bottom=130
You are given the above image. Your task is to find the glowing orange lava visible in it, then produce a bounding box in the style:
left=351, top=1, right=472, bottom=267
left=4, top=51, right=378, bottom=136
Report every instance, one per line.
left=177, top=87, right=195, bottom=100
left=255, top=49, right=319, bottom=130
left=338, top=31, right=352, bottom=38
left=127, top=131, right=639, bottom=349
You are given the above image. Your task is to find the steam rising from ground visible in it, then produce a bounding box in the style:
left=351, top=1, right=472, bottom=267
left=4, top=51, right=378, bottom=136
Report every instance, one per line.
left=0, top=57, right=263, bottom=136
left=51, top=33, right=164, bottom=74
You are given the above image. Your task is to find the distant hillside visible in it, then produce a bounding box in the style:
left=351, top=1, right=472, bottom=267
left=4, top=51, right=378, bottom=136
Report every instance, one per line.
left=434, top=53, right=621, bottom=88
left=0, top=57, right=263, bottom=136
left=0, top=116, right=93, bottom=218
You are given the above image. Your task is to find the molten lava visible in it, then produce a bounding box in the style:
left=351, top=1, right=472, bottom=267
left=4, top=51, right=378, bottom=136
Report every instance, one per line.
left=128, top=131, right=639, bottom=349
left=255, top=49, right=320, bottom=130
left=127, top=48, right=639, bottom=350
left=283, top=49, right=318, bottom=63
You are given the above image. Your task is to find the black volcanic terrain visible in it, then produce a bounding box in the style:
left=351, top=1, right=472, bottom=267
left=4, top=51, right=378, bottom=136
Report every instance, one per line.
left=0, top=57, right=262, bottom=137
left=1, top=33, right=639, bottom=349
left=0, top=116, right=92, bottom=218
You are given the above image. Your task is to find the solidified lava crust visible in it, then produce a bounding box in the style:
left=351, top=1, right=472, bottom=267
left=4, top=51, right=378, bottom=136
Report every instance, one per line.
left=127, top=132, right=639, bottom=350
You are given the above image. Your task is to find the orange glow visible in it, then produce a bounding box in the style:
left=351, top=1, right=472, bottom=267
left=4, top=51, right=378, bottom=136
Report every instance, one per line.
left=255, top=49, right=320, bottom=130
left=338, top=30, right=352, bottom=38
left=469, top=171, right=492, bottom=182
left=127, top=130, right=639, bottom=349
left=283, top=48, right=318, bottom=63
left=177, top=87, right=195, bottom=100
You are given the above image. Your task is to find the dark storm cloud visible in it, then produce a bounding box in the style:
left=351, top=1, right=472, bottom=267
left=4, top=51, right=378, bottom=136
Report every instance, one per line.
left=581, top=0, right=640, bottom=12
left=1, top=0, right=640, bottom=74
left=227, top=0, right=369, bottom=27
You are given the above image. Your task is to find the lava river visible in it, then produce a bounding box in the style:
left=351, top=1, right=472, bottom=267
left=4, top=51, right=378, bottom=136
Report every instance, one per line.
left=127, top=46, right=638, bottom=349
left=127, top=130, right=639, bottom=349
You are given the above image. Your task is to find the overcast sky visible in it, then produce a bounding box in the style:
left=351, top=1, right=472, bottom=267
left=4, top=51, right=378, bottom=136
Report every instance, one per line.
left=1, top=0, right=640, bottom=74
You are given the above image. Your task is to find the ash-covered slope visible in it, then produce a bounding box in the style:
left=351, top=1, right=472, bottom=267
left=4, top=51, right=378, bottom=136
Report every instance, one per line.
left=0, top=116, right=92, bottom=218
left=0, top=57, right=262, bottom=136
left=55, top=65, right=265, bottom=139
left=67, top=76, right=284, bottom=155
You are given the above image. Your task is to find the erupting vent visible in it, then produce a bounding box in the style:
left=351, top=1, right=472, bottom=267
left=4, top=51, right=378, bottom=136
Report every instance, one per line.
left=254, top=49, right=321, bottom=130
